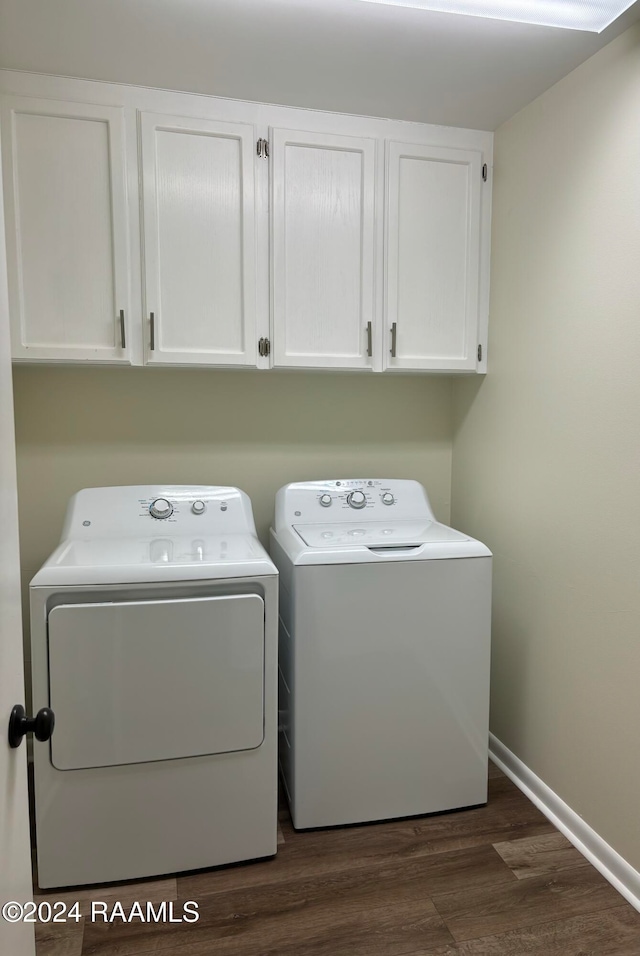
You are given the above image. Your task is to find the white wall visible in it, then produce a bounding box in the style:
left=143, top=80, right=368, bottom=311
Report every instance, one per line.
left=452, top=23, right=640, bottom=869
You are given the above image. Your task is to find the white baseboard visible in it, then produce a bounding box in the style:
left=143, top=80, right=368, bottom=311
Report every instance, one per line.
left=489, top=732, right=640, bottom=913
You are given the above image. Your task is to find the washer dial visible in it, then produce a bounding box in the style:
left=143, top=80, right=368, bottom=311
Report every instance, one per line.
left=319, top=494, right=332, bottom=508
left=381, top=492, right=395, bottom=506
left=346, top=490, right=367, bottom=510
left=192, top=500, right=206, bottom=515
left=149, top=497, right=173, bottom=520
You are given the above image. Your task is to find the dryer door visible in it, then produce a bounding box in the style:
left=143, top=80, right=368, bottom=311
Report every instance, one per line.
left=47, top=594, right=264, bottom=770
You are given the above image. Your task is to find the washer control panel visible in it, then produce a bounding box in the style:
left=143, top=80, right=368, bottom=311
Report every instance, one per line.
left=311, top=480, right=405, bottom=514
left=275, top=479, right=435, bottom=529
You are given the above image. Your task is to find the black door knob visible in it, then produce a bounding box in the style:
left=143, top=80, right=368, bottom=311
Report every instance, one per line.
left=8, top=705, right=55, bottom=748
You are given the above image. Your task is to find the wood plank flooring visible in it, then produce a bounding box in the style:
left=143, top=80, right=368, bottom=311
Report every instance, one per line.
left=33, top=764, right=640, bottom=956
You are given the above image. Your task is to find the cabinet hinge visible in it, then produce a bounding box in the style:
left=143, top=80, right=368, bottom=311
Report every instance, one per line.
left=482, top=163, right=488, bottom=182
left=258, top=337, right=271, bottom=357
left=257, top=138, right=270, bottom=160
left=477, top=344, right=483, bottom=362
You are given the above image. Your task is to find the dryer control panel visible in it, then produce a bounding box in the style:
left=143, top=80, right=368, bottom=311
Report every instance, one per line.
left=60, top=485, right=258, bottom=540
left=274, top=479, right=436, bottom=530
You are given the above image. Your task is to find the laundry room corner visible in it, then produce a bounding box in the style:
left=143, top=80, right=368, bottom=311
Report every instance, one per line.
left=450, top=20, right=640, bottom=879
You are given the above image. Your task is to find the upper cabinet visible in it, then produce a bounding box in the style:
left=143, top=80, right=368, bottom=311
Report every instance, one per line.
left=385, top=141, right=482, bottom=372
left=139, top=112, right=258, bottom=367
left=270, top=128, right=377, bottom=370
left=0, top=96, right=132, bottom=363
left=0, top=74, right=492, bottom=373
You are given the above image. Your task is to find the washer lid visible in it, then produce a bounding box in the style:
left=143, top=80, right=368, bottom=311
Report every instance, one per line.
left=276, top=519, right=492, bottom=564
left=31, top=533, right=277, bottom=586
left=293, top=520, right=468, bottom=549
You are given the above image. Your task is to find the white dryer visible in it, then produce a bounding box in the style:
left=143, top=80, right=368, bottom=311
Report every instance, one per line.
left=30, top=485, right=278, bottom=888
left=270, top=478, right=492, bottom=830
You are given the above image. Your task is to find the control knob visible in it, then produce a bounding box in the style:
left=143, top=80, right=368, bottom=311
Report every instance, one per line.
left=346, top=490, right=367, bottom=510
left=192, top=500, right=206, bottom=515
left=381, top=492, right=395, bottom=506
left=149, top=497, right=173, bottom=520
left=319, top=494, right=332, bottom=508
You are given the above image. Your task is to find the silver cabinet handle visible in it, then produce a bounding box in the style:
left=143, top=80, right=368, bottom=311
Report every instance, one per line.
left=119, top=310, right=126, bottom=349
left=366, top=321, right=372, bottom=358
left=150, top=312, right=155, bottom=351
left=390, top=322, right=397, bottom=358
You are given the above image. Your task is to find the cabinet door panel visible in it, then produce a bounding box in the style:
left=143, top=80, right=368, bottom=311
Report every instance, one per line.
left=1, top=97, right=130, bottom=362
left=386, top=141, right=481, bottom=371
left=271, top=129, right=376, bottom=369
left=141, top=113, right=257, bottom=366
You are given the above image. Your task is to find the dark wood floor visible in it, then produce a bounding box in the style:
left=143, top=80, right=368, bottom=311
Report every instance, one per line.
left=33, top=763, right=640, bottom=955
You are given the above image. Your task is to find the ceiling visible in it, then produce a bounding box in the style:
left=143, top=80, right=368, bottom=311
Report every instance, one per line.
left=0, top=0, right=638, bottom=129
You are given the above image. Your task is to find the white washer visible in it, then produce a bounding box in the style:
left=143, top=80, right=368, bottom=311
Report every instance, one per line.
left=30, top=485, right=278, bottom=888
left=270, top=478, right=492, bottom=829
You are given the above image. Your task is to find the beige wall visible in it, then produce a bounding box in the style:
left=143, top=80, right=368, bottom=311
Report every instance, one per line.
left=452, top=24, right=640, bottom=868
left=13, top=364, right=452, bottom=641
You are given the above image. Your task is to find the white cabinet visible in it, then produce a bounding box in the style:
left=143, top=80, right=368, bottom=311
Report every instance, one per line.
left=139, top=112, right=259, bottom=366
left=270, top=128, right=377, bottom=370
left=0, top=74, right=492, bottom=373
left=385, top=141, right=483, bottom=372
left=0, top=96, right=132, bottom=363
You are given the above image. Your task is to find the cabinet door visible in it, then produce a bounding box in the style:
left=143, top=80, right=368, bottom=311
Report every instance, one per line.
left=385, top=141, right=482, bottom=371
left=140, top=112, right=258, bottom=366
left=1, top=96, right=131, bottom=363
left=271, top=128, right=376, bottom=370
